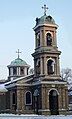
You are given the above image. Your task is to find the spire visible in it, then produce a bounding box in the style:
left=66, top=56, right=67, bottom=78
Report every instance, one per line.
left=42, top=4, right=48, bottom=16
left=16, top=49, right=21, bottom=59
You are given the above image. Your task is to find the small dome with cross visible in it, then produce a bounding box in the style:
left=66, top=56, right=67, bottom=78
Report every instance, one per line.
left=7, top=50, right=30, bottom=81
left=36, top=15, right=55, bottom=25
left=8, top=49, right=30, bottom=67
left=35, top=5, right=56, bottom=26
left=8, top=57, right=29, bottom=67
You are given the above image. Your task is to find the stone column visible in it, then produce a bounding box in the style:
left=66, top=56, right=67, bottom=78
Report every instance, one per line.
left=21, top=89, right=25, bottom=111
left=40, top=57, right=43, bottom=75
left=18, top=67, right=20, bottom=75
left=43, top=28, right=46, bottom=46
left=65, top=88, right=68, bottom=110
left=24, top=67, right=27, bottom=76
left=54, top=62, right=56, bottom=75
left=16, top=89, right=22, bottom=112
left=58, top=89, right=62, bottom=110
left=57, top=57, right=60, bottom=76
left=40, top=30, right=42, bottom=47
left=10, top=91, right=13, bottom=110
left=53, top=30, right=57, bottom=47
left=41, top=86, right=46, bottom=109
left=17, top=67, right=19, bottom=75
left=47, top=89, right=49, bottom=110
left=44, top=56, right=47, bottom=75
left=10, top=68, right=13, bottom=76
left=62, top=89, right=66, bottom=109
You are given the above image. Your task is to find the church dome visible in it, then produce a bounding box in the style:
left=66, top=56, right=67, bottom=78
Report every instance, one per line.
left=36, top=15, right=55, bottom=26
left=8, top=58, right=29, bottom=67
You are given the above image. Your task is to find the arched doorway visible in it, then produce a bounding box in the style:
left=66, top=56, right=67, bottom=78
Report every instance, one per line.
left=49, top=90, right=59, bottom=115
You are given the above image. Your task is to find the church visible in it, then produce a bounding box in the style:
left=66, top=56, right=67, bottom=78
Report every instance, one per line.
left=0, top=5, right=68, bottom=115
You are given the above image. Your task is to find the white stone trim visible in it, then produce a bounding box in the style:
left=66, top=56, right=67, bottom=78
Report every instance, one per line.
left=38, top=109, right=50, bottom=112
left=48, top=88, right=59, bottom=95
left=5, top=74, right=34, bottom=85
left=59, top=108, right=66, bottom=111
left=25, top=91, right=32, bottom=105
left=47, top=57, right=55, bottom=63
left=16, top=81, right=67, bottom=87
left=41, top=81, right=67, bottom=85
left=33, top=24, right=58, bottom=30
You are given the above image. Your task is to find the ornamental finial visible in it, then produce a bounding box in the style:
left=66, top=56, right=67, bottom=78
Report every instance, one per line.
left=16, top=49, right=21, bottom=58
left=42, top=4, right=48, bottom=15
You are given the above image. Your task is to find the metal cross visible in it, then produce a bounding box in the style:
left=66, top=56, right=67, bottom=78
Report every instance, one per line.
left=16, top=49, right=21, bottom=58
left=42, top=4, right=48, bottom=15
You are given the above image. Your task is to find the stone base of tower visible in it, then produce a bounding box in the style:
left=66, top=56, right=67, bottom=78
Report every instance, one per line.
left=34, top=79, right=69, bottom=116
left=59, top=109, right=67, bottom=115
left=38, top=109, right=68, bottom=115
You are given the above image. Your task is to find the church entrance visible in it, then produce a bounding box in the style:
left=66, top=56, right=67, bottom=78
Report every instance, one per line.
left=49, top=90, right=59, bottom=115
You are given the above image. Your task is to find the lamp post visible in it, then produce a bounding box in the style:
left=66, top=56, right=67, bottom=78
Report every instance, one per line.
left=33, top=89, right=39, bottom=114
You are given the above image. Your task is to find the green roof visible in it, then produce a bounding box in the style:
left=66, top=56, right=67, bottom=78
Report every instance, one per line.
left=8, top=58, right=30, bottom=67
left=36, top=15, right=55, bottom=25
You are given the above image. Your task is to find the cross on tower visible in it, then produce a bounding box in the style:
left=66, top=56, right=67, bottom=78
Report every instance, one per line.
left=42, top=4, right=48, bottom=16
left=16, top=49, right=21, bottom=58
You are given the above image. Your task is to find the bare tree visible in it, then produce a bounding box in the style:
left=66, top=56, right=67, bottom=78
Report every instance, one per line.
left=61, top=68, right=72, bottom=85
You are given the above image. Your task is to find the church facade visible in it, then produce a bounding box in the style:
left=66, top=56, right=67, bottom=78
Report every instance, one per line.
left=0, top=5, right=68, bottom=115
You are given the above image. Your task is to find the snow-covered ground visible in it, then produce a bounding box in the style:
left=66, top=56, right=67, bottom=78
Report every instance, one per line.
left=0, top=114, right=72, bottom=119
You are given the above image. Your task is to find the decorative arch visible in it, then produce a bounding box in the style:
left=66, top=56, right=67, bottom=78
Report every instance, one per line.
left=25, top=91, right=32, bottom=105
left=48, top=88, right=59, bottom=96
left=47, top=58, right=55, bottom=75
left=47, top=57, right=55, bottom=63
left=46, top=32, right=52, bottom=46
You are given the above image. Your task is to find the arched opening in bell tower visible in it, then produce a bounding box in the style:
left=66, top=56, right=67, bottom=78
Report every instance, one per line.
left=36, top=32, right=40, bottom=47
left=47, top=59, right=55, bottom=75
left=49, top=89, right=59, bottom=115
left=46, top=33, right=52, bottom=46
left=36, top=59, right=40, bottom=75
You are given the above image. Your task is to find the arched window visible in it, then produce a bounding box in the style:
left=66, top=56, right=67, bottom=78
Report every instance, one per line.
left=36, top=59, right=40, bottom=75
left=47, top=59, right=54, bottom=75
left=36, top=32, right=40, bottom=47
left=25, top=91, right=32, bottom=105
left=46, top=33, right=52, bottom=46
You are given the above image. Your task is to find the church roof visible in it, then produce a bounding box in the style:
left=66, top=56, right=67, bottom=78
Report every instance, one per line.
left=36, top=15, right=55, bottom=26
left=0, top=84, right=8, bottom=92
left=8, top=58, right=30, bottom=67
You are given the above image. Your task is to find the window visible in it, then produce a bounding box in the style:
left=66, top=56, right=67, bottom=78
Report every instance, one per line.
left=36, top=32, right=40, bottom=47
left=47, top=59, right=54, bottom=75
left=13, top=67, right=17, bottom=75
left=25, top=91, right=32, bottom=105
left=36, top=59, right=40, bottom=75
left=20, top=67, right=24, bottom=75
left=46, top=33, right=52, bottom=46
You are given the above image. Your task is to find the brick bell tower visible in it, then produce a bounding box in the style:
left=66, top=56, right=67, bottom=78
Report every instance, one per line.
left=32, top=5, right=68, bottom=115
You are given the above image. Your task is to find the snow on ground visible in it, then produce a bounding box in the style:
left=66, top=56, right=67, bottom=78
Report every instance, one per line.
left=0, top=114, right=72, bottom=119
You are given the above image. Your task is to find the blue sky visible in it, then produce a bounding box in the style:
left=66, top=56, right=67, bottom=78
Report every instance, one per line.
left=0, top=0, right=72, bottom=79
